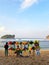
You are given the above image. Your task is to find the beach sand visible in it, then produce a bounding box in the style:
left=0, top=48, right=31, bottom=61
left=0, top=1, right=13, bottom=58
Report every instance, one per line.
left=0, top=50, right=49, bottom=65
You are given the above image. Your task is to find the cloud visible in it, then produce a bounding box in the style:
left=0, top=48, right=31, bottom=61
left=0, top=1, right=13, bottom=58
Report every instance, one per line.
left=0, top=0, right=39, bottom=10
left=20, top=0, right=39, bottom=9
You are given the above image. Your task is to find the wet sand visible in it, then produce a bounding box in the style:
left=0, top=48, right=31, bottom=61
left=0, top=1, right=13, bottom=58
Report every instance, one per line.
left=0, top=50, right=49, bottom=65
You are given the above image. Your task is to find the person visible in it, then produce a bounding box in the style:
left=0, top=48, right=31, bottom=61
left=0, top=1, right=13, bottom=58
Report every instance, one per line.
left=32, top=46, right=35, bottom=56
left=15, top=45, right=22, bottom=56
left=4, top=42, right=9, bottom=56
left=29, top=46, right=32, bottom=55
left=35, top=46, right=40, bottom=56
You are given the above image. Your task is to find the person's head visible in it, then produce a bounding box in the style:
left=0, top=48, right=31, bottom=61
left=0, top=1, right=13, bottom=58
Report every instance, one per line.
left=6, top=42, right=8, bottom=45
left=17, top=45, right=19, bottom=48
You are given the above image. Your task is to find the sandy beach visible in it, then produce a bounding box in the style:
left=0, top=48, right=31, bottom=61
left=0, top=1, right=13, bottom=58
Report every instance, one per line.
left=0, top=50, right=49, bottom=65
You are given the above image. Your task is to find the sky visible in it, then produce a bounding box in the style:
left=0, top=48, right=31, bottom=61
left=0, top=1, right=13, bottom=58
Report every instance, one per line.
left=0, top=0, right=49, bottom=38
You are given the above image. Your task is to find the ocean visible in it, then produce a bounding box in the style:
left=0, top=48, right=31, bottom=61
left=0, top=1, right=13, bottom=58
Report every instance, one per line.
left=0, top=38, right=49, bottom=50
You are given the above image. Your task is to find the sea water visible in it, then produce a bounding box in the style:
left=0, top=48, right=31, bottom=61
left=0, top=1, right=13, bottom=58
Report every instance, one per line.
left=0, top=38, right=49, bottom=50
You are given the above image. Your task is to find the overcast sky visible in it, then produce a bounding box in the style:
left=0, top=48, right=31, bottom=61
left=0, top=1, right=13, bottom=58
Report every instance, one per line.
left=0, top=0, right=49, bottom=38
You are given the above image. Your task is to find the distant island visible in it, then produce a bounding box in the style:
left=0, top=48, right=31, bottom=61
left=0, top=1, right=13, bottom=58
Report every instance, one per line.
left=46, top=35, right=49, bottom=39
left=1, top=35, right=15, bottom=39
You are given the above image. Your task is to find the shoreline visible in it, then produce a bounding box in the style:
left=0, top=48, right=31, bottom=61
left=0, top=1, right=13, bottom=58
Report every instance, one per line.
left=40, top=49, right=49, bottom=51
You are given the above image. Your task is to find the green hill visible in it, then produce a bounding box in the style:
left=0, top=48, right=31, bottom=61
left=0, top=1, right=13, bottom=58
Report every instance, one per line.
left=1, top=35, right=15, bottom=39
